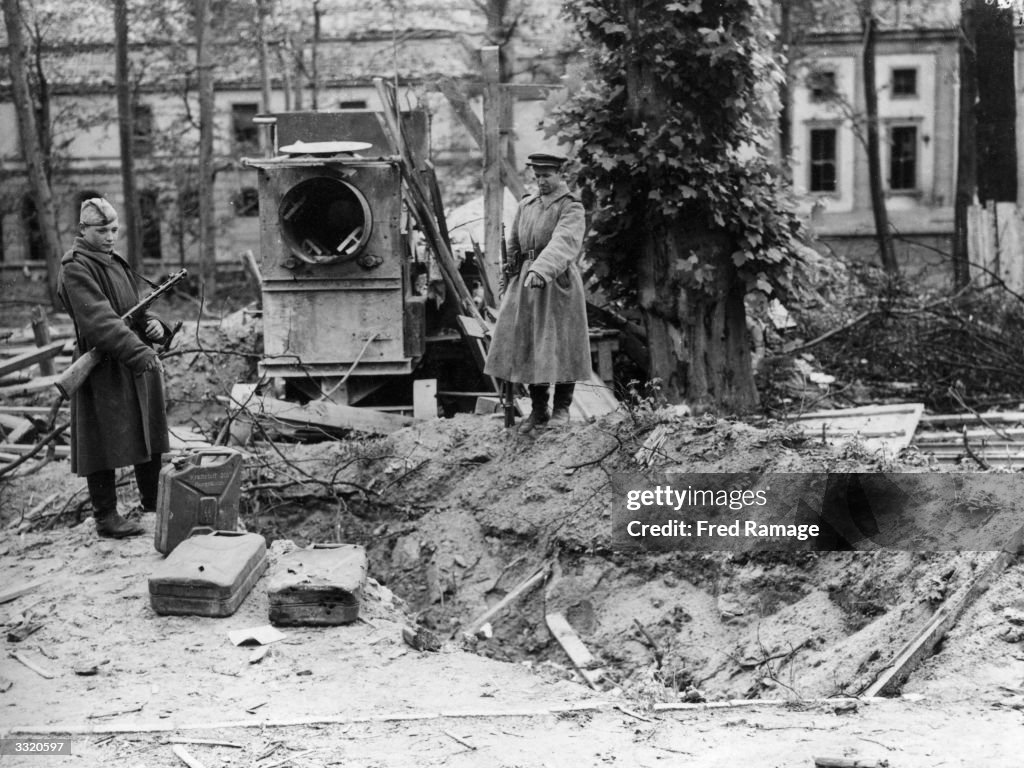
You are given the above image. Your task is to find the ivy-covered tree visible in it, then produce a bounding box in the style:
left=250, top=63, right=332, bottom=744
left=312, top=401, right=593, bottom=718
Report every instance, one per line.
left=554, top=0, right=805, bottom=412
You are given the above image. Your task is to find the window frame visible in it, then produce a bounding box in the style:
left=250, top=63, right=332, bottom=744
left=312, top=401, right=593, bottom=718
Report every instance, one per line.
left=887, top=123, right=919, bottom=192
left=807, top=124, right=839, bottom=195
left=890, top=67, right=919, bottom=99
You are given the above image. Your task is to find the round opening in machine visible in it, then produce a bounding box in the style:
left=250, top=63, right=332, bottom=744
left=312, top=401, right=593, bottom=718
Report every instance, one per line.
left=278, top=176, right=373, bottom=265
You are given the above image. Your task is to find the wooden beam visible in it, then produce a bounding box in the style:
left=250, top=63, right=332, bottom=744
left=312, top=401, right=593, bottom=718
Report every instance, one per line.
left=864, top=535, right=1023, bottom=697
left=434, top=76, right=525, bottom=200
left=228, top=384, right=417, bottom=436
left=462, top=561, right=551, bottom=639
left=545, top=612, right=604, bottom=690
left=482, top=46, right=505, bottom=299
left=0, top=578, right=51, bottom=605
left=0, top=340, right=67, bottom=379
left=30, top=306, right=55, bottom=377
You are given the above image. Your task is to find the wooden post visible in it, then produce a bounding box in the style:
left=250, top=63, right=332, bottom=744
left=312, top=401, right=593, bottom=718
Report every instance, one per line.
left=30, top=306, right=54, bottom=376
left=482, top=46, right=504, bottom=301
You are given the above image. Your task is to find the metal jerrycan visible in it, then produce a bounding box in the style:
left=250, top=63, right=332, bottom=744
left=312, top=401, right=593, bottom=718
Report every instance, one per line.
left=154, top=447, right=244, bottom=555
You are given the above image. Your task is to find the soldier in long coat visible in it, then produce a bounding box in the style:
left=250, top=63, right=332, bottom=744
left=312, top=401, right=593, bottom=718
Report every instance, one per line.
left=58, top=198, right=170, bottom=538
left=484, top=153, right=592, bottom=432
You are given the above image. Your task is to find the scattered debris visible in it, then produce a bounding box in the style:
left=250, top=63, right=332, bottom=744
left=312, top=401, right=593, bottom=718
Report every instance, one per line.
left=402, top=625, right=442, bottom=652
left=227, top=626, right=287, bottom=647
left=9, top=650, right=54, bottom=679
left=171, top=744, right=208, bottom=768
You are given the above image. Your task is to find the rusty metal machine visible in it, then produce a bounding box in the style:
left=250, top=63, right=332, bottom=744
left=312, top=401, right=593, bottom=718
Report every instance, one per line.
left=242, top=111, right=429, bottom=403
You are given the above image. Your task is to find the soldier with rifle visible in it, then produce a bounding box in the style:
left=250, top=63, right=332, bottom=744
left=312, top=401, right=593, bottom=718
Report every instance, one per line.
left=484, top=153, right=592, bottom=434
left=58, top=198, right=176, bottom=539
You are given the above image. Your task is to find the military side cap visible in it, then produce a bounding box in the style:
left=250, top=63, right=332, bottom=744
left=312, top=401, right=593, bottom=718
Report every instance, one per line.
left=525, top=153, right=568, bottom=169
left=80, top=198, right=117, bottom=226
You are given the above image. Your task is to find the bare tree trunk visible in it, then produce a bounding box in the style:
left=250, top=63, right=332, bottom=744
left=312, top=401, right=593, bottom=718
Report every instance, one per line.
left=953, top=0, right=978, bottom=288
left=114, top=0, right=142, bottom=270
left=3, top=0, right=62, bottom=308
left=195, top=0, right=217, bottom=298
left=862, top=9, right=898, bottom=274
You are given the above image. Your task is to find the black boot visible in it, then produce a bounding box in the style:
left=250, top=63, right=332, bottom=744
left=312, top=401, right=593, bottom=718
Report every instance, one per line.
left=88, top=469, right=144, bottom=538
left=549, top=382, right=575, bottom=426
left=134, top=454, right=163, bottom=513
left=94, top=509, right=145, bottom=539
left=520, top=384, right=551, bottom=434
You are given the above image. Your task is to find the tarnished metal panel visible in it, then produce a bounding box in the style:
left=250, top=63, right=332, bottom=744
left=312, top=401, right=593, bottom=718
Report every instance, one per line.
left=263, top=288, right=406, bottom=364
left=258, top=162, right=402, bottom=281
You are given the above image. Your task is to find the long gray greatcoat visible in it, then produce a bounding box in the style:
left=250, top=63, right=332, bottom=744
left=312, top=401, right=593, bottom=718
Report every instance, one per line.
left=58, top=239, right=169, bottom=476
left=484, top=186, right=592, bottom=384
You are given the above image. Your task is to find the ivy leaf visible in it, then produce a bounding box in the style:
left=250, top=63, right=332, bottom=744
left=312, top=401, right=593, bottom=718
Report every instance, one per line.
left=731, top=250, right=748, bottom=267
left=680, top=185, right=697, bottom=198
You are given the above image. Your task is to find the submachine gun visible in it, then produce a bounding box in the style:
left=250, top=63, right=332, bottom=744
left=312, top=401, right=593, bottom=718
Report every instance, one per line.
left=56, top=268, right=188, bottom=399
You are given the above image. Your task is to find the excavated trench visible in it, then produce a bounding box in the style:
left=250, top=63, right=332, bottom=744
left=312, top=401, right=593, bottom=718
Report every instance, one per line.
left=246, top=483, right=983, bottom=702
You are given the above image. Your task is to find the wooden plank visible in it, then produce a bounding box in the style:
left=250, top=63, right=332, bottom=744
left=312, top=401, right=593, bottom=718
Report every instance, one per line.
left=413, top=379, right=437, bottom=419
left=0, top=443, right=69, bottom=457
left=864, top=535, right=1024, bottom=698
left=30, top=306, right=55, bottom=377
left=545, top=612, right=603, bottom=690
left=0, top=578, right=51, bottom=605
left=920, top=411, right=1024, bottom=426
left=462, top=561, right=551, bottom=639
left=228, top=384, right=416, bottom=436
left=789, top=403, right=924, bottom=455
left=0, top=406, right=69, bottom=416
left=0, top=374, right=63, bottom=399
left=0, top=340, right=67, bottom=379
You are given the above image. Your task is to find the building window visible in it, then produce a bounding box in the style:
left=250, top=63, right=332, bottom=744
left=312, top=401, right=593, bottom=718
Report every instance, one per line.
left=889, top=126, right=917, bottom=190
left=232, top=103, right=260, bottom=154
left=133, top=103, right=154, bottom=156
left=808, top=71, right=836, bottom=103
left=808, top=128, right=837, bottom=193
left=891, top=68, right=918, bottom=98
left=231, top=187, right=259, bottom=217
left=139, top=188, right=162, bottom=262
left=339, top=99, right=368, bottom=109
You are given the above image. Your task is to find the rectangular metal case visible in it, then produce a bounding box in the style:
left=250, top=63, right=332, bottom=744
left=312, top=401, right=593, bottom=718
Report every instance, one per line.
left=154, top=448, right=243, bottom=555
left=149, top=532, right=268, bottom=618
left=267, top=543, right=367, bottom=626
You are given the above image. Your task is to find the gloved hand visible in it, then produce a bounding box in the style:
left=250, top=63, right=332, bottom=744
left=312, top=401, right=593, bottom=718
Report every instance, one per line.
left=145, top=317, right=165, bottom=343
left=525, top=272, right=545, bottom=289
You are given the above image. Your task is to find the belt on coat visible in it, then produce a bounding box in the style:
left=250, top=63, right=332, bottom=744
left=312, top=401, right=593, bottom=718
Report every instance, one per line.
left=507, top=249, right=536, bottom=276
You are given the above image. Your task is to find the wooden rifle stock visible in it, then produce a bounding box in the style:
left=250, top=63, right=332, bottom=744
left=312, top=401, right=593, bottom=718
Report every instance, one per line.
left=55, top=269, right=188, bottom=399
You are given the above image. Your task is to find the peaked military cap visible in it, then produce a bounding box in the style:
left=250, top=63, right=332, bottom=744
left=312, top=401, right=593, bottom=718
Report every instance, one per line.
left=525, top=153, right=568, bottom=169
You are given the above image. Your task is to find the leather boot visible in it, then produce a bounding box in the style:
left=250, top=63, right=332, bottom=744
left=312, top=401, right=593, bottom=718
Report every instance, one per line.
left=548, top=406, right=571, bottom=426
left=94, top=509, right=145, bottom=539
left=518, top=407, right=550, bottom=434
